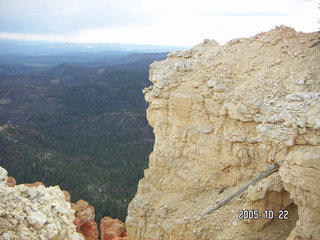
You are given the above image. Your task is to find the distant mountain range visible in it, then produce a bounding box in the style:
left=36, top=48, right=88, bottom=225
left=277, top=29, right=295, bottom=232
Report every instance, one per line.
left=0, top=38, right=179, bottom=70
left=0, top=52, right=169, bottom=75
left=0, top=38, right=186, bottom=56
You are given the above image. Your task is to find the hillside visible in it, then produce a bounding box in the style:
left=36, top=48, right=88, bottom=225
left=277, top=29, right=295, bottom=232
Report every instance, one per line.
left=0, top=53, right=167, bottom=222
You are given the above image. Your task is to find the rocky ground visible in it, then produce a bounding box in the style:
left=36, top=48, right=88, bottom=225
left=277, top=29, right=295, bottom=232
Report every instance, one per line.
left=0, top=166, right=128, bottom=240
left=126, top=26, right=320, bottom=240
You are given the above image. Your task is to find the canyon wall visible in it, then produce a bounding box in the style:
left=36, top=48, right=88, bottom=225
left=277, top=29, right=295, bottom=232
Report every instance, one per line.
left=126, top=26, right=320, bottom=240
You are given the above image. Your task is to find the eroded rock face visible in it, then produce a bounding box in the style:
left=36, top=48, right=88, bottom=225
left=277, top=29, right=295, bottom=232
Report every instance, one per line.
left=100, top=216, right=128, bottom=240
left=280, top=146, right=320, bottom=239
left=126, top=26, right=320, bottom=240
left=72, top=199, right=98, bottom=240
left=0, top=166, right=84, bottom=240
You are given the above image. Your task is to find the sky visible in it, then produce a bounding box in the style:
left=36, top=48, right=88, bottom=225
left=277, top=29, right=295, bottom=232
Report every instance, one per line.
left=0, top=0, right=319, bottom=46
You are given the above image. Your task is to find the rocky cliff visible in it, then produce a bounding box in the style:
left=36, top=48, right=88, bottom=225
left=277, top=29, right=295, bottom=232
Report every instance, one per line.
left=0, top=167, right=129, bottom=240
left=126, top=26, right=320, bottom=240
left=0, top=167, right=84, bottom=240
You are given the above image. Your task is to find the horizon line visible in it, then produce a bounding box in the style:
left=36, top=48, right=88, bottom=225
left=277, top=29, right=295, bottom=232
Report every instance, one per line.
left=0, top=35, right=191, bottom=48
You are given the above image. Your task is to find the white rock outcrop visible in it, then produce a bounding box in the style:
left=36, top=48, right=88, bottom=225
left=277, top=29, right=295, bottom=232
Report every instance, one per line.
left=0, top=166, right=84, bottom=240
left=126, top=26, right=320, bottom=240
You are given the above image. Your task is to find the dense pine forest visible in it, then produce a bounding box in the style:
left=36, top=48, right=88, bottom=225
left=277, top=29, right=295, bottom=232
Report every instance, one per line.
left=0, top=52, right=167, bottom=222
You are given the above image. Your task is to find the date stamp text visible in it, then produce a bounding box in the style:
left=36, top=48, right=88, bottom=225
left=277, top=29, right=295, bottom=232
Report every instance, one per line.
left=238, top=209, right=289, bottom=220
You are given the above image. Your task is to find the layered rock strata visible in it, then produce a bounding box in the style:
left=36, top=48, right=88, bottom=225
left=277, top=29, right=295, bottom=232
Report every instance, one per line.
left=126, top=26, right=320, bottom=240
left=0, top=166, right=84, bottom=240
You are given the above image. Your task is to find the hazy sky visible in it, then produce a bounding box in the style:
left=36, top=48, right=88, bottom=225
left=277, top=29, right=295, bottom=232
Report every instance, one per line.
left=0, top=0, right=318, bottom=46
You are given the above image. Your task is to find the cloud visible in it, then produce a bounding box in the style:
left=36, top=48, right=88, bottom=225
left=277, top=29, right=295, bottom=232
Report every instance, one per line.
left=0, top=0, right=152, bottom=34
left=0, top=32, right=65, bottom=42
left=129, top=0, right=319, bottom=44
left=134, top=0, right=299, bottom=16
left=0, top=0, right=318, bottom=45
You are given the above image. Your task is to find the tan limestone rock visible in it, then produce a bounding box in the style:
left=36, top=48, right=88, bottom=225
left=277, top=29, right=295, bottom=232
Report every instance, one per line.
left=280, top=146, right=320, bottom=239
left=126, top=26, right=320, bottom=240
left=0, top=165, right=84, bottom=240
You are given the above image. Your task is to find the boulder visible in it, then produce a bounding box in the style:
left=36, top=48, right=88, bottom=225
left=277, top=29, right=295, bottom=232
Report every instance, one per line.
left=100, top=216, right=128, bottom=240
left=0, top=166, right=84, bottom=240
left=72, top=199, right=98, bottom=240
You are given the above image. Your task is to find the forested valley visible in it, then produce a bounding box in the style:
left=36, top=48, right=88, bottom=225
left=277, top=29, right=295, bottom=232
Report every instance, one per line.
left=0, top=52, right=167, bottom=222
